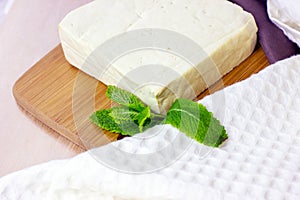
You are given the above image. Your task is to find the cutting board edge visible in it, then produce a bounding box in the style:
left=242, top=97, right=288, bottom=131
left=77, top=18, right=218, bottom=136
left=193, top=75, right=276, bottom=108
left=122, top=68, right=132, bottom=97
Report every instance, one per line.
left=12, top=58, right=86, bottom=150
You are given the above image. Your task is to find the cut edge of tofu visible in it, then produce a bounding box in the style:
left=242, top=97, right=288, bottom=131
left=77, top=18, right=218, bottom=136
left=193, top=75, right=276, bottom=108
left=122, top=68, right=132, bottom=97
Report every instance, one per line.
left=147, top=16, right=258, bottom=113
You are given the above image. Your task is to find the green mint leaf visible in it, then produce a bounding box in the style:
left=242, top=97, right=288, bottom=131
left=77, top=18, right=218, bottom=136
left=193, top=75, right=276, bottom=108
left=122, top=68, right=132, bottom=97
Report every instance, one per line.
left=90, top=106, right=164, bottom=136
left=109, top=107, right=139, bottom=123
left=110, top=106, right=152, bottom=132
left=165, top=98, right=228, bottom=147
left=90, top=109, right=123, bottom=134
left=90, top=107, right=141, bottom=136
left=135, top=107, right=151, bottom=132
left=106, top=85, right=146, bottom=112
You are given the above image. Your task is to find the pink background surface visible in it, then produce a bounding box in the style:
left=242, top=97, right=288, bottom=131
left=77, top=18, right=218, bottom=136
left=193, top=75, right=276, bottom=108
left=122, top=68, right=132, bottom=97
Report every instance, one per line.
left=0, top=0, right=92, bottom=177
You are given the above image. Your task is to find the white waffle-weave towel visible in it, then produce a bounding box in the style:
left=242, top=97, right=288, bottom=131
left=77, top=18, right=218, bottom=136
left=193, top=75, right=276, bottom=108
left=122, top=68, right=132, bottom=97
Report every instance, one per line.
left=1, top=56, right=300, bottom=199
left=267, top=0, right=300, bottom=47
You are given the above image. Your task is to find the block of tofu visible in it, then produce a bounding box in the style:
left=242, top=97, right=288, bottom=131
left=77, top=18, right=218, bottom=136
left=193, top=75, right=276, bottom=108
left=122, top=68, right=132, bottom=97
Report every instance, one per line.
left=59, top=0, right=257, bottom=113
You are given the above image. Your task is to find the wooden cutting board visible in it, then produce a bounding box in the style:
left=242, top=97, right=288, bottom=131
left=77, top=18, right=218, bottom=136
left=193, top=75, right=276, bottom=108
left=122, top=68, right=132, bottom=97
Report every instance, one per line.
left=13, top=45, right=269, bottom=150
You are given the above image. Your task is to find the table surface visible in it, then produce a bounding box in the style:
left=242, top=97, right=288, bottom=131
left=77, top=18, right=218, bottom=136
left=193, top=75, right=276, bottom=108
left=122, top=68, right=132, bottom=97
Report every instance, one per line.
left=0, top=0, right=92, bottom=177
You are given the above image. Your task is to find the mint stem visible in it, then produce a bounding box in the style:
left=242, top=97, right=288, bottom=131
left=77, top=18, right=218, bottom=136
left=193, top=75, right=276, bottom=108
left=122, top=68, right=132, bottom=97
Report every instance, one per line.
left=150, top=113, right=166, bottom=119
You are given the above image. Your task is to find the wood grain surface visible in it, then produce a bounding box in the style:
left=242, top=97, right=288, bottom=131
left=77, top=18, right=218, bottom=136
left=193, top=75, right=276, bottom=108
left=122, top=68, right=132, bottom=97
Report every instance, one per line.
left=13, top=45, right=269, bottom=150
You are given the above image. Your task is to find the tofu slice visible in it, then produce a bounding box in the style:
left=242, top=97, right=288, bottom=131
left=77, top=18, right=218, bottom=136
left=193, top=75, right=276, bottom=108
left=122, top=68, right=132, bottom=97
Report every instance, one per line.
left=59, top=0, right=257, bottom=113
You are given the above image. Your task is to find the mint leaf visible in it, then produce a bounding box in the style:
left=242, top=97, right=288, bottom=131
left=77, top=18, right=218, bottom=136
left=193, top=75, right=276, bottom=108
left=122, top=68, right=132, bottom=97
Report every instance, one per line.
left=106, top=85, right=146, bottom=112
left=90, top=109, right=123, bottom=134
left=135, top=107, right=151, bottom=131
left=111, top=106, right=152, bottom=132
left=90, top=106, right=164, bottom=136
left=90, top=107, right=140, bottom=136
left=91, top=86, right=164, bottom=135
left=109, top=107, right=139, bottom=123
left=165, top=98, right=228, bottom=147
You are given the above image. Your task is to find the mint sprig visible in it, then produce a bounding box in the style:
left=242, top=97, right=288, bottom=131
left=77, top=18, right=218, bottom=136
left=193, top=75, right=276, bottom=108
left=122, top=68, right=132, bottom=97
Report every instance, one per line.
left=90, top=86, right=164, bottom=136
left=90, top=85, right=228, bottom=147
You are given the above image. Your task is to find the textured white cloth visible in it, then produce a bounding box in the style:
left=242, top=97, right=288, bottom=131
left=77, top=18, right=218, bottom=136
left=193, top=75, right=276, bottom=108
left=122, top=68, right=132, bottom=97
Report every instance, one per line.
left=1, top=56, right=300, bottom=199
left=267, top=0, right=300, bottom=47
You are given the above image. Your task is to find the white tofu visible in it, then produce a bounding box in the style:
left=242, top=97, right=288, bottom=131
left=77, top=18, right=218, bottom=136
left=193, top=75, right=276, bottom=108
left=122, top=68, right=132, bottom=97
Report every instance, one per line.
left=59, top=0, right=257, bottom=113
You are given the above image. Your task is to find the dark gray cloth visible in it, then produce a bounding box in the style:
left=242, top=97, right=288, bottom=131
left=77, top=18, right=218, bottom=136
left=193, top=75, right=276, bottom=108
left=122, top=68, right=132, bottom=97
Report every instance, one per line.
left=230, top=0, right=300, bottom=63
